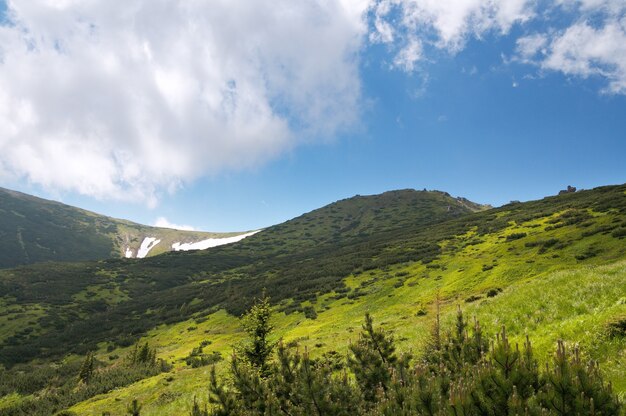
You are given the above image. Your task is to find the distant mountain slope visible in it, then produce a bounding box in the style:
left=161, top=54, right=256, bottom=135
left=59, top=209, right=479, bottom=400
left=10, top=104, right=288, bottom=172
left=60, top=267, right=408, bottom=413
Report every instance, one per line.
left=0, top=188, right=488, bottom=361
left=0, top=187, right=250, bottom=268
left=4, top=184, right=625, bottom=367
left=1, top=184, right=625, bottom=414
left=248, top=189, right=489, bottom=256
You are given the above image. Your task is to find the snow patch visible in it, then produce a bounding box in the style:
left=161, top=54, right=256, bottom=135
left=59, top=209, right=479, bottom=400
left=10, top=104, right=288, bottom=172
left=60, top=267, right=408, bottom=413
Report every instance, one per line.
left=137, top=237, right=161, bottom=258
left=172, top=230, right=260, bottom=251
left=125, top=247, right=133, bottom=258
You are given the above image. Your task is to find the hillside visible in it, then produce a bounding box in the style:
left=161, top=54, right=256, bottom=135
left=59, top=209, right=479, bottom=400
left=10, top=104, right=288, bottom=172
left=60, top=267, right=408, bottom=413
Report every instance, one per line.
left=0, top=189, right=485, bottom=362
left=0, top=185, right=625, bottom=415
left=0, top=187, right=252, bottom=268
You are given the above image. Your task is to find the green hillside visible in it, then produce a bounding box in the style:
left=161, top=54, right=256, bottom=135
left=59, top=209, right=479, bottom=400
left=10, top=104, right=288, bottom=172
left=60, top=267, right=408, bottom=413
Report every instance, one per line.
left=0, top=187, right=246, bottom=268
left=0, top=185, right=625, bottom=415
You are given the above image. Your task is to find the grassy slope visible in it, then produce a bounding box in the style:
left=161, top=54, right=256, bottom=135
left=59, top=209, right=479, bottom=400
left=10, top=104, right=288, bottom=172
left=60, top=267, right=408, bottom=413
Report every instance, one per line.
left=68, top=189, right=626, bottom=415
left=0, top=189, right=480, bottom=364
left=70, top=261, right=626, bottom=415
left=0, top=186, right=245, bottom=268
left=1, top=185, right=625, bottom=414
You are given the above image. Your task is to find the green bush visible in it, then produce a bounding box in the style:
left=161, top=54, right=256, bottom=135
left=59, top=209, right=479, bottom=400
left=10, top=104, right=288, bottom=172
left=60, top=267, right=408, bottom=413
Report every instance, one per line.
left=506, top=232, right=527, bottom=241
left=206, top=308, right=621, bottom=416
left=611, top=227, right=626, bottom=238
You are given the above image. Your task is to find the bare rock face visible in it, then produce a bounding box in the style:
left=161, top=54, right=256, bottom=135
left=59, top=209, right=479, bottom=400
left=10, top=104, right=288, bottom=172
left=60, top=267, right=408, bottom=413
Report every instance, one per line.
left=559, top=185, right=577, bottom=195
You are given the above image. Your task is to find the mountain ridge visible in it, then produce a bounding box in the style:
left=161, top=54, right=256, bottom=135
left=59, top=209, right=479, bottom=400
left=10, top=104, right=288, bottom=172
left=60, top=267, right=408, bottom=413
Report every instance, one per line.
left=0, top=186, right=253, bottom=268
left=0, top=184, right=625, bottom=415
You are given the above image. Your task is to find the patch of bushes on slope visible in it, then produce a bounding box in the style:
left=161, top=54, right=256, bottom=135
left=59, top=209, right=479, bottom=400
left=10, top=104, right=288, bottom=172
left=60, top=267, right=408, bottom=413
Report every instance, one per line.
left=612, top=227, right=626, bottom=238
left=185, top=341, right=222, bottom=368
left=505, top=232, right=527, bottom=241
left=524, top=238, right=566, bottom=253
left=202, top=304, right=621, bottom=416
left=3, top=184, right=626, bottom=369
left=0, top=342, right=169, bottom=416
left=606, top=314, right=626, bottom=338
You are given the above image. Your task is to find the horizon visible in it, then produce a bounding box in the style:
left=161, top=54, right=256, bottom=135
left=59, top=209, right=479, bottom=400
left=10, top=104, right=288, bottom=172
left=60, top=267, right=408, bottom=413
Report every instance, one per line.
left=2, top=181, right=619, bottom=233
left=0, top=1, right=624, bottom=232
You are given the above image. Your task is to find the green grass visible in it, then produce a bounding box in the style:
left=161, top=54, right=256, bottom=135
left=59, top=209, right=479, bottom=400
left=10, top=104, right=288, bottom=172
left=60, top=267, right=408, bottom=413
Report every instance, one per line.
left=463, top=262, right=626, bottom=393
left=0, top=299, right=46, bottom=343
left=72, top=260, right=626, bottom=414
left=1, top=184, right=626, bottom=414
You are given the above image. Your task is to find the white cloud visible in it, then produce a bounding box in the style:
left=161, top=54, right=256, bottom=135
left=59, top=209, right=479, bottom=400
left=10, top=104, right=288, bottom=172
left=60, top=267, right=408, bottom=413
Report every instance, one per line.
left=154, top=216, right=195, bottom=231
left=516, top=34, right=549, bottom=60
left=0, top=0, right=625, bottom=208
left=540, top=20, right=626, bottom=94
left=370, top=0, right=535, bottom=55
left=370, top=0, right=395, bottom=43
left=0, top=0, right=369, bottom=204
left=393, top=36, right=422, bottom=71
left=370, top=0, right=626, bottom=94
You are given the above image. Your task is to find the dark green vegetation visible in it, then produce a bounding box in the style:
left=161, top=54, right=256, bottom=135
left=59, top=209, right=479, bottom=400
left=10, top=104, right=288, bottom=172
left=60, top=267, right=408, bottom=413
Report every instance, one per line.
left=0, top=341, right=169, bottom=416
left=0, top=187, right=242, bottom=268
left=1, top=186, right=624, bottom=366
left=0, top=187, right=116, bottom=267
left=0, top=184, right=625, bottom=414
left=207, top=306, right=620, bottom=415
left=0, top=189, right=486, bottom=365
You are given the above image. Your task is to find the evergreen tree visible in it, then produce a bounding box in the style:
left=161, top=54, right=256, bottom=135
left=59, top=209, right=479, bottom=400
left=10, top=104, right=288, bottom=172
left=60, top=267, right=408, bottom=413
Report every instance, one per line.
left=77, top=351, right=95, bottom=384
left=467, top=328, right=541, bottom=414
left=539, top=341, right=620, bottom=415
left=128, top=342, right=158, bottom=367
left=208, top=366, right=240, bottom=416
left=204, top=309, right=622, bottom=416
left=433, top=307, right=487, bottom=375
left=126, top=399, right=142, bottom=416
left=190, top=396, right=209, bottom=416
left=348, top=312, right=408, bottom=404
left=239, top=293, right=275, bottom=375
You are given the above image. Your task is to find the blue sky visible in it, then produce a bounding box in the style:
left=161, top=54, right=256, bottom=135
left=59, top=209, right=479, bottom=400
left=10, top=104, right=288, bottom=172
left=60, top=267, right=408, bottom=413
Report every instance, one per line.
left=0, top=1, right=624, bottom=231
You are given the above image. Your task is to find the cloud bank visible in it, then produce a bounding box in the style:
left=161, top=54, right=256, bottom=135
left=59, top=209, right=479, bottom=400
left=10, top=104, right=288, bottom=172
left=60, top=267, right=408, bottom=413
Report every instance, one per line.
left=370, top=0, right=626, bottom=94
left=0, top=0, right=623, bottom=205
left=0, top=0, right=368, bottom=205
left=516, top=17, right=626, bottom=94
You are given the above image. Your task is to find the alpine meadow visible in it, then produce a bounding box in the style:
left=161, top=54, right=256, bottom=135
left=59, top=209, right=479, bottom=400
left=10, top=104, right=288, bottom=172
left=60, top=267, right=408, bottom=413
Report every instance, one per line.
left=0, top=0, right=626, bottom=415
left=0, top=185, right=625, bottom=415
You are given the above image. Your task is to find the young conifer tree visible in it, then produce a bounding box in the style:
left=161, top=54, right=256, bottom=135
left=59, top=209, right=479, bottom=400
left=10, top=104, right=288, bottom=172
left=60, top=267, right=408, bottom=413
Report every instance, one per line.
left=190, top=396, right=209, bottom=416
left=126, top=399, right=142, bottom=416
left=239, top=293, right=274, bottom=375
left=539, top=341, right=621, bottom=415
left=348, top=312, right=406, bottom=404
left=77, top=351, right=95, bottom=384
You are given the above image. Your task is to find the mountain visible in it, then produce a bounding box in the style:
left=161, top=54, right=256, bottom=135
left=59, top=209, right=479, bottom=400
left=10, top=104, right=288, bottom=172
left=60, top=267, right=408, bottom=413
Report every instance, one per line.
left=0, top=188, right=488, bottom=361
left=0, top=187, right=254, bottom=268
left=0, top=185, right=625, bottom=415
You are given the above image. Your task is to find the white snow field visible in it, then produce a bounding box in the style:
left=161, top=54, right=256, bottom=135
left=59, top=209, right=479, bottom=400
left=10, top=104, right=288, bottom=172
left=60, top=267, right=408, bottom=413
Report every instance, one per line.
left=171, top=230, right=260, bottom=251
left=136, top=237, right=162, bottom=258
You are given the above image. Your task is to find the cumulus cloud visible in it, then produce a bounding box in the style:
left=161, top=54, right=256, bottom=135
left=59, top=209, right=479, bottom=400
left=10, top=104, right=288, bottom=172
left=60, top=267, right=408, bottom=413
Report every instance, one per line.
left=0, top=0, right=368, bottom=205
left=369, top=0, right=535, bottom=55
left=514, top=0, right=626, bottom=94
left=369, top=0, right=626, bottom=94
left=1, top=0, right=625, bottom=206
left=536, top=20, right=626, bottom=94
left=154, top=217, right=195, bottom=231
